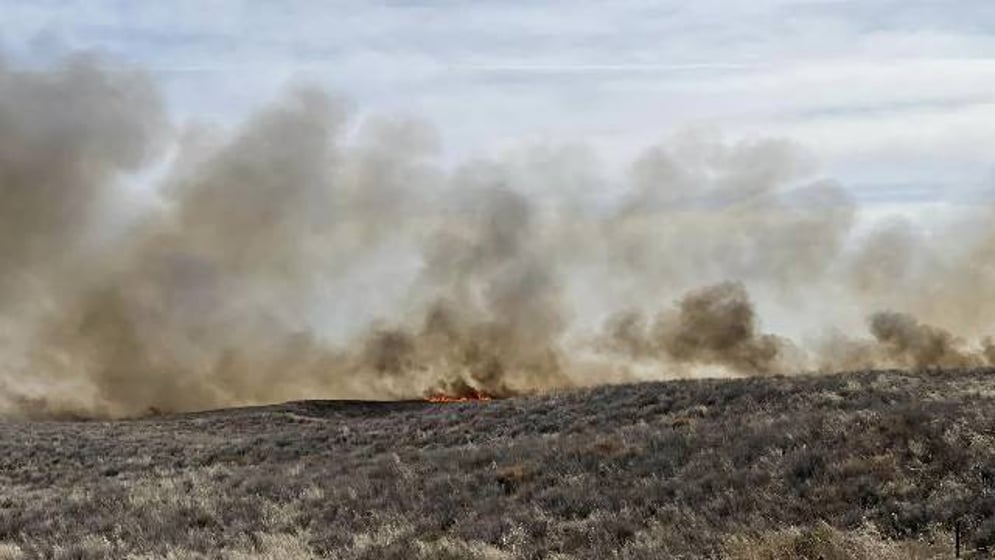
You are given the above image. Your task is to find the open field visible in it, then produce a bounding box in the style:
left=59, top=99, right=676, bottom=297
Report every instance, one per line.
left=2, top=369, right=995, bottom=558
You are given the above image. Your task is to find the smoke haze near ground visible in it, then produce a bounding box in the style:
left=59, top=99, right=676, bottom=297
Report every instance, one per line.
left=2, top=54, right=994, bottom=417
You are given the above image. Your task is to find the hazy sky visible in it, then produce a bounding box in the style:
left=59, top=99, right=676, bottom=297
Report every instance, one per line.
left=3, top=1, right=995, bottom=210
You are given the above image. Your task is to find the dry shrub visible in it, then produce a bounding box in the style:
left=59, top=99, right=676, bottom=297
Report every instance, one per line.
left=52, top=535, right=115, bottom=560
left=670, top=416, right=694, bottom=428
left=415, top=537, right=514, bottom=560
left=496, top=464, right=533, bottom=494
left=0, top=543, right=24, bottom=560
left=588, top=439, right=626, bottom=455
left=723, top=522, right=947, bottom=560
left=226, top=532, right=316, bottom=560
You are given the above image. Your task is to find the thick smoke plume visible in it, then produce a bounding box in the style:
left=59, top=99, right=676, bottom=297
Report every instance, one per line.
left=603, top=282, right=796, bottom=375
left=1, top=54, right=994, bottom=417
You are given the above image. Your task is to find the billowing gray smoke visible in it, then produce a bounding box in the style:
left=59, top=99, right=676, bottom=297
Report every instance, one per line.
left=603, top=282, right=796, bottom=376
left=1, top=54, right=994, bottom=417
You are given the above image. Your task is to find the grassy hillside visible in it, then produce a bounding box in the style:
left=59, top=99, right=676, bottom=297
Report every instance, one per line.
left=2, top=369, right=995, bottom=558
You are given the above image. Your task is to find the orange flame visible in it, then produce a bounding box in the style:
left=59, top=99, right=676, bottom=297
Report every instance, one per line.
left=425, top=389, right=494, bottom=403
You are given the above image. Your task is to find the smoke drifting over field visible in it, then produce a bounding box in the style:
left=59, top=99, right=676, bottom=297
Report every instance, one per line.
left=602, top=282, right=797, bottom=376
left=2, top=54, right=995, bottom=417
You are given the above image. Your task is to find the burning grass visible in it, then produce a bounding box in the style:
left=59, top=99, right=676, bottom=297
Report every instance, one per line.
left=425, top=388, right=495, bottom=403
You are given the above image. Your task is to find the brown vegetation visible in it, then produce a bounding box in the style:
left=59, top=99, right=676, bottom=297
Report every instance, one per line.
left=1, top=368, right=994, bottom=558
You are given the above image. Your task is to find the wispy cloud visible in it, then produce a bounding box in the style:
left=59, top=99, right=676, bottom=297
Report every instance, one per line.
left=2, top=0, right=993, bottom=207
